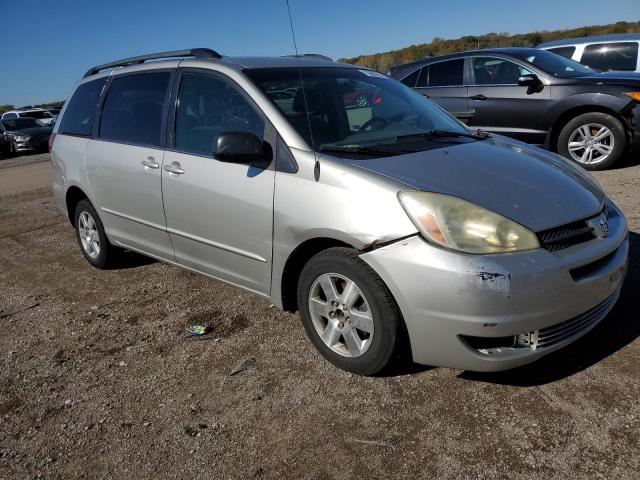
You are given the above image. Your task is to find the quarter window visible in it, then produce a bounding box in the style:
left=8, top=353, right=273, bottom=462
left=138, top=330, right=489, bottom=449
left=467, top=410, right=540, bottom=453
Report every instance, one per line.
left=58, top=78, right=107, bottom=136
left=472, top=57, right=532, bottom=85
left=99, top=72, right=170, bottom=147
left=547, top=46, right=576, bottom=59
left=581, top=42, right=639, bottom=71
left=400, top=69, right=420, bottom=88
left=427, top=59, right=464, bottom=87
left=174, top=72, right=265, bottom=157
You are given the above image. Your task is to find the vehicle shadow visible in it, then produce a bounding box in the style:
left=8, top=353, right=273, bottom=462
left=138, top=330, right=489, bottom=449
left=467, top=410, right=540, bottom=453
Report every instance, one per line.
left=107, top=249, right=157, bottom=269
left=610, top=148, right=640, bottom=170
left=459, top=230, right=639, bottom=387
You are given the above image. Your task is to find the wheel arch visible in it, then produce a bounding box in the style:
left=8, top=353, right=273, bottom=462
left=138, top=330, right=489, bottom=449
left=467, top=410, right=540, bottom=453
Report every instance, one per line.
left=280, top=237, right=353, bottom=313
left=548, top=103, right=629, bottom=153
left=65, top=185, right=89, bottom=226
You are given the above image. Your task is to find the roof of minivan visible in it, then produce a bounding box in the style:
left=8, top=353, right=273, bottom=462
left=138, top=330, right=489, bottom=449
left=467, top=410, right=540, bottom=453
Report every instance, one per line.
left=538, top=33, right=640, bottom=48
left=219, top=56, right=360, bottom=69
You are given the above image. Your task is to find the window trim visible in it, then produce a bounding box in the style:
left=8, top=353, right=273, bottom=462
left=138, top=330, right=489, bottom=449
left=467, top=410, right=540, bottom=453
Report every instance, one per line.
left=166, top=67, right=283, bottom=171
left=94, top=68, right=176, bottom=149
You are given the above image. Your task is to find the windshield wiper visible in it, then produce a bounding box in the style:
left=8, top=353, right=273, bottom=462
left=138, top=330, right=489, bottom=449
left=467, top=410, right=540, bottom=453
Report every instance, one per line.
left=318, top=145, right=416, bottom=157
left=396, top=129, right=490, bottom=141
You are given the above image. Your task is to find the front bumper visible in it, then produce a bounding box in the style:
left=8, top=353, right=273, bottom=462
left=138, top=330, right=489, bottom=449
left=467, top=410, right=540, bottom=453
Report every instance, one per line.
left=361, top=202, right=628, bottom=372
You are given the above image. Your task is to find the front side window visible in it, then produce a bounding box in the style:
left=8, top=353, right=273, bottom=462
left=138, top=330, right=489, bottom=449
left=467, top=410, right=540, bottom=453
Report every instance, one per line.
left=428, top=59, right=464, bottom=87
left=246, top=67, right=469, bottom=158
left=472, top=57, right=532, bottom=85
left=58, top=77, right=107, bottom=136
left=174, top=72, right=265, bottom=157
left=99, top=72, right=170, bottom=147
left=547, top=46, right=576, bottom=59
left=581, top=42, right=639, bottom=71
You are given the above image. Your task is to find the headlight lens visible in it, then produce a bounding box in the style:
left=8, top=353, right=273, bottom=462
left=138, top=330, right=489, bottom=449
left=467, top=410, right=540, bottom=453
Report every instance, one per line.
left=399, top=191, right=540, bottom=254
left=13, top=134, right=29, bottom=142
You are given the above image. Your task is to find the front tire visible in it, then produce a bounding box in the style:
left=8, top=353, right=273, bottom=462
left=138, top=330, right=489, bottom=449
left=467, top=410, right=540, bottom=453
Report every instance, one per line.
left=557, top=112, right=626, bottom=170
left=297, top=247, right=402, bottom=375
left=74, top=199, right=118, bottom=269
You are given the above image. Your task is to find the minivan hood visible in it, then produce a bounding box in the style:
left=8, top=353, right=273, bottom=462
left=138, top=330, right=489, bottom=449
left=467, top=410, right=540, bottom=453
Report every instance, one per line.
left=344, top=138, right=604, bottom=232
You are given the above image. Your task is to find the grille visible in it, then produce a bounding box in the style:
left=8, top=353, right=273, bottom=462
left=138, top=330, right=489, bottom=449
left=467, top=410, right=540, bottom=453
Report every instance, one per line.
left=537, top=213, right=602, bottom=252
left=516, top=291, right=618, bottom=350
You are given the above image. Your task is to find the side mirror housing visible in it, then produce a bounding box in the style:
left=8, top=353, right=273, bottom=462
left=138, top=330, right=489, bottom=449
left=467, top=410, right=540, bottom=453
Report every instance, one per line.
left=518, top=74, right=543, bottom=93
left=213, top=131, right=268, bottom=165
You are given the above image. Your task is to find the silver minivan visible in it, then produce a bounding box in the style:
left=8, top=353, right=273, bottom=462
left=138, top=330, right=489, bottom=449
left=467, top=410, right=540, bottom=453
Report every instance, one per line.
left=51, top=49, right=628, bottom=375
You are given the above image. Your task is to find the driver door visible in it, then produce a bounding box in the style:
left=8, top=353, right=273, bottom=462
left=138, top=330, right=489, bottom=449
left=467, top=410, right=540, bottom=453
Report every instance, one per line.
left=161, top=70, right=276, bottom=296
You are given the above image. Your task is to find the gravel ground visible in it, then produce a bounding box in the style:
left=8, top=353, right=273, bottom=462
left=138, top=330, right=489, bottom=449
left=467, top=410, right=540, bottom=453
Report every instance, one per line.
left=0, top=152, right=639, bottom=479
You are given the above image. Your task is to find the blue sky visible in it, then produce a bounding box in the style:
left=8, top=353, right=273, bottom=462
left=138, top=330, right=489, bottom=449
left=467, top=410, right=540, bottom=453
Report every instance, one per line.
left=2, top=0, right=638, bottom=106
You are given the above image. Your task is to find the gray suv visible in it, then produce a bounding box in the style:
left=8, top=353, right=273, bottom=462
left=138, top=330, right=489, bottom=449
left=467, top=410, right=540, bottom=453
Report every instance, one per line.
left=51, top=48, right=628, bottom=375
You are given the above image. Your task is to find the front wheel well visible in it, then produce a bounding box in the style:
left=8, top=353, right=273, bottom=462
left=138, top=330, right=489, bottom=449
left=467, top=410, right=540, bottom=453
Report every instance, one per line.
left=65, top=186, right=88, bottom=226
left=549, top=106, right=628, bottom=152
left=280, top=238, right=352, bottom=312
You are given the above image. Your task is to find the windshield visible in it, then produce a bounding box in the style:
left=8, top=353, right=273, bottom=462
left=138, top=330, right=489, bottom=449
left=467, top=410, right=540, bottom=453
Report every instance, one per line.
left=2, top=118, right=43, bottom=130
left=246, top=67, right=471, bottom=156
left=18, top=111, right=53, bottom=119
left=510, top=50, right=595, bottom=78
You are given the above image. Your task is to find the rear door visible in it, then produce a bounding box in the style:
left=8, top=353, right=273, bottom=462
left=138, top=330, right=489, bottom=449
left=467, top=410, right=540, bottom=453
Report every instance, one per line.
left=161, top=69, right=275, bottom=295
left=414, top=59, right=470, bottom=122
left=466, top=56, right=552, bottom=144
left=84, top=69, right=175, bottom=259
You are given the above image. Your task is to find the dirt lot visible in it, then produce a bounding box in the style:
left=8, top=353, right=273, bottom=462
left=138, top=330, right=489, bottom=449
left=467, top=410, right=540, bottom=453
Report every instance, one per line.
left=0, top=152, right=639, bottom=479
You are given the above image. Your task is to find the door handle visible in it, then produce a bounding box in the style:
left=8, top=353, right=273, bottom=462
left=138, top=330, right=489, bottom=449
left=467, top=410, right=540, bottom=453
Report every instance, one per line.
left=470, top=94, right=487, bottom=101
left=141, top=158, right=160, bottom=169
left=164, top=162, right=185, bottom=175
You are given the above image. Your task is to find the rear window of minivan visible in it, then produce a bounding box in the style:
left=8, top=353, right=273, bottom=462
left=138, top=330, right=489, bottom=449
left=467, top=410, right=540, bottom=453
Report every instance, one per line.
left=581, top=42, right=639, bottom=71
left=58, top=77, right=107, bottom=136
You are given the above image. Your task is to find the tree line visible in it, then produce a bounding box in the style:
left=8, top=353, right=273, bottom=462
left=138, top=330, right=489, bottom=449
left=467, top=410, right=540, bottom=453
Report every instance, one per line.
left=339, top=21, right=640, bottom=72
left=0, top=101, right=64, bottom=115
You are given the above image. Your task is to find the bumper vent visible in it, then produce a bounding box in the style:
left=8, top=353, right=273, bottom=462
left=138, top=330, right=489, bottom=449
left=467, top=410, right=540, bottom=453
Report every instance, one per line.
left=463, top=291, right=618, bottom=356
left=537, top=210, right=605, bottom=252
left=518, top=291, right=618, bottom=350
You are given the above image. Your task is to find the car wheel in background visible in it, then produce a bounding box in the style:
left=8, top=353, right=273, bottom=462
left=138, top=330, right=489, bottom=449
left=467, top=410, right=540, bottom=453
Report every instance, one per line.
left=355, top=94, right=369, bottom=107
left=74, top=199, right=119, bottom=269
left=297, top=247, right=402, bottom=375
left=557, top=112, right=626, bottom=170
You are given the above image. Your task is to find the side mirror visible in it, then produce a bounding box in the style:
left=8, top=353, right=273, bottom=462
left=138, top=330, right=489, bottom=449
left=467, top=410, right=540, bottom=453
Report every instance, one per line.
left=213, top=131, right=268, bottom=165
left=518, top=74, right=543, bottom=93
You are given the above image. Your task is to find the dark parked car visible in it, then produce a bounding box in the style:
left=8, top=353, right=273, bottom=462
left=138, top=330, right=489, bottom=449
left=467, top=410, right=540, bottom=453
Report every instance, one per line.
left=390, top=48, right=640, bottom=169
left=0, top=117, right=53, bottom=155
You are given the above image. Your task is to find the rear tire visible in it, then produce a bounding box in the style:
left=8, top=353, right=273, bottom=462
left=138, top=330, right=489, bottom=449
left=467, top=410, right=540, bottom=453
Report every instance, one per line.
left=297, top=247, right=402, bottom=375
left=74, top=199, right=119, bottom=269
left=557, top=112, right=626, bottom=170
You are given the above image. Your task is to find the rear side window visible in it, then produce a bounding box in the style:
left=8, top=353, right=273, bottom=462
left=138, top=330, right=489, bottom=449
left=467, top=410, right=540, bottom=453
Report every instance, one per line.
left=58, top=77, right=107, bottom=136
left=100, top=72, right=170, bottom=147
left=174, top=72, right=264, bottom=157
left=581, top=42, right=639, bottom=71
left=547, top=46, right=576, bottom=59
left=400, top=69, right=420, bottom=88
left=416, top=67, right=429, bottom=87
left=428, top=59, right=464, bottom=87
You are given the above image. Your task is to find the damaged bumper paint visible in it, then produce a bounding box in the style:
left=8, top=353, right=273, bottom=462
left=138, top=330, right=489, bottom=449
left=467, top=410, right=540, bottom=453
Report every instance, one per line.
left=360, top=202, right=628, bottom=372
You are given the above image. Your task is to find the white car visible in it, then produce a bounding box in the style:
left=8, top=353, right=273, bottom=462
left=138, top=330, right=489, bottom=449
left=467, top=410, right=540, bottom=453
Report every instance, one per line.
left=538, top=34, right=640, bottom=73
left=1, top=108, right=56, bottom=126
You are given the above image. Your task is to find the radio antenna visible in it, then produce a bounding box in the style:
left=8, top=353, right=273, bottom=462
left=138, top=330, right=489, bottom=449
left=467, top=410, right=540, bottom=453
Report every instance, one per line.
left=285, top=0, right=320, bottom=181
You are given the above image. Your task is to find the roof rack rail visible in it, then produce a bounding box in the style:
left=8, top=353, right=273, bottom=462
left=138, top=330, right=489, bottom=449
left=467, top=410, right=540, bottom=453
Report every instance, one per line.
left=83, top=48, right=222, bottom=78
left=284, top=53, right=333, bottom=62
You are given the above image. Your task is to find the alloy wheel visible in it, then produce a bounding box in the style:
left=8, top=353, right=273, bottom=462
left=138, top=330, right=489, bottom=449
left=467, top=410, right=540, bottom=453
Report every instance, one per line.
left=567, top=123, right=615, bottom=165
left=78, top=211, right=100, bottom=259
left=308, top=273, right=374, bottom=357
